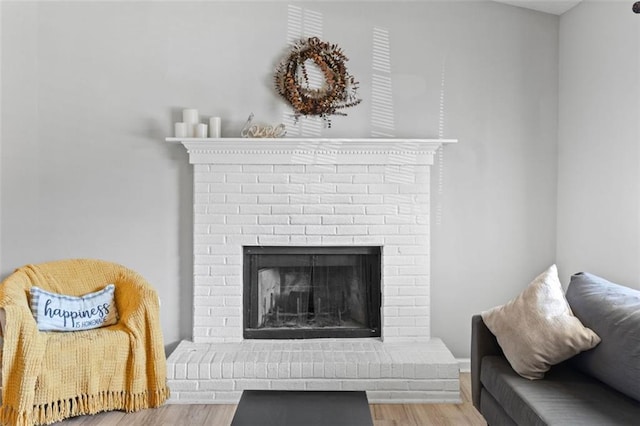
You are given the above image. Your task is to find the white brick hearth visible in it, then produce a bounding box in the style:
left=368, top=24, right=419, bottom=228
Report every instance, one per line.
left=166, top=137, right=459, bottom=403
left=168, top=339, right=458, bottom=403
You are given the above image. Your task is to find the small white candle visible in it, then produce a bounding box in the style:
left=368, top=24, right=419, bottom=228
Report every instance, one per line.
left=174, top=122, right=188, bottom=138
left=209, top=117, right=222, bottom=138
left=182, top=109, right=199, bottom=137
left=182, top=109, right=199, bottom=124
left=195, top=123, right=208, bottom=138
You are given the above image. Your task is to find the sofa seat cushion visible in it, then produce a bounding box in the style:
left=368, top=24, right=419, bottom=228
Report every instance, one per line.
left=480, top=356, right=640, bottom=426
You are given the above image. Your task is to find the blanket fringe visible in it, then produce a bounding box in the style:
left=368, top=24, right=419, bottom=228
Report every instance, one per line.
left=0, top=387, right=170, bottom=426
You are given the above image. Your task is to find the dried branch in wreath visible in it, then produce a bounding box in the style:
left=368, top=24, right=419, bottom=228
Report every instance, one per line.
left=274, top=37, right=362, bottom=127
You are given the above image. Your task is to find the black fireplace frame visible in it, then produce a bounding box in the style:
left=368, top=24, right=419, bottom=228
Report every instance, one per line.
left=243, top=246, right=382, bottom=339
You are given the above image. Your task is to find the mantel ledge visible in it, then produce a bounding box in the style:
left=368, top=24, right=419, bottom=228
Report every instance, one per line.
left=166, top=137, right=457, bottom=165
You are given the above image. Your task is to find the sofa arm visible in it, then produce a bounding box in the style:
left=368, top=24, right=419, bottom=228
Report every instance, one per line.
left=471, top=314, right=503, bottom=410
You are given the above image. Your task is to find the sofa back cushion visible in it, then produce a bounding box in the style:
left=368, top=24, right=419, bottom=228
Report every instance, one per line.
left=566, top=272, right=640, bottom=401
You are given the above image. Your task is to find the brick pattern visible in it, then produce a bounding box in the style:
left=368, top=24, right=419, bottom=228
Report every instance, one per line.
left=192, top=164, right=432, bottom=343
left=167, top=339, right=460, bottom=404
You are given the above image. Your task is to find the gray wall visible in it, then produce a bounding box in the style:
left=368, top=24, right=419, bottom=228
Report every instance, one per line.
left=0, top=1, right=559, bottom=358
left=557, top=1, right=640, bottom=289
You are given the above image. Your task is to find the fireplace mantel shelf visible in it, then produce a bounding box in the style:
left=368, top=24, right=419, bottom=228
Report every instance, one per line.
left=166, top=137, right=457, bottom=165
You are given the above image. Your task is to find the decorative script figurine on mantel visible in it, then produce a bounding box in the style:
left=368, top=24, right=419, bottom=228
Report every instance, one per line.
left=240, top=113, right=287, bottom=138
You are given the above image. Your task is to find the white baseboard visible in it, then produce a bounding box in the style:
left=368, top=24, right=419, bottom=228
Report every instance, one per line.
left=457, top=358, right=470, bottom=373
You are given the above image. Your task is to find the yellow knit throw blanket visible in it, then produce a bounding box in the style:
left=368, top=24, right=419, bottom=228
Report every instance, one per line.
left=0, top=259, right=169, bottom=425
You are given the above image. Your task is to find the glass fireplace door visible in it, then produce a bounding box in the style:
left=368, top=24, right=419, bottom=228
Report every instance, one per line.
left=243, top=246, right=381, bottom=339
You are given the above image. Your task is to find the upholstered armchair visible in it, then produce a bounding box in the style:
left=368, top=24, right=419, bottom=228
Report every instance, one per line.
left=0, top=259, right=169, bottom=426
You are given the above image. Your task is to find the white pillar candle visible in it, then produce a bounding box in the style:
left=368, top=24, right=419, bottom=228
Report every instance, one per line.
left=182, top=109, right=199, bottom=137
left=209, top=117, right=222, bottom=138
left=195, top=123, right=208, bottom=138
left=174, top=122, right=188, bottom=138
left=182, top=109, right=199, bottom=124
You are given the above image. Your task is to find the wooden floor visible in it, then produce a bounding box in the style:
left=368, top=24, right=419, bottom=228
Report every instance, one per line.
left=56, top=373, right=486, bottom=426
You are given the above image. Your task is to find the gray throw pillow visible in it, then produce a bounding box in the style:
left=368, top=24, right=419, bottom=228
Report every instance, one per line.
left=566, top=272, right=640, bottom=401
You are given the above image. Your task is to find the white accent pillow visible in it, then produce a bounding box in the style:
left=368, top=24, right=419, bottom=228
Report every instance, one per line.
left=30, top=284, right=119, bottom=332
left=481, top=265, right=600, bottom=380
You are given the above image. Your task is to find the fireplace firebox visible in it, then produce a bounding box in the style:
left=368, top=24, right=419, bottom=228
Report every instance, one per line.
left=243, top=246, right=381, bottom=339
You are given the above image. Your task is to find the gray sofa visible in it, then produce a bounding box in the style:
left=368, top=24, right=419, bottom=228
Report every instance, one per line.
left=471, top=272, right=640, bottom=425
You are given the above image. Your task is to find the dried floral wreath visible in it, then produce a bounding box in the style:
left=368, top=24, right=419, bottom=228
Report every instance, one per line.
left=274, top=37, right=362, bottom=127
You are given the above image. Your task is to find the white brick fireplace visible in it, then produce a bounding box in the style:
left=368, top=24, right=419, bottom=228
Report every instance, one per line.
left=166, top=137, right=459, bottom=403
